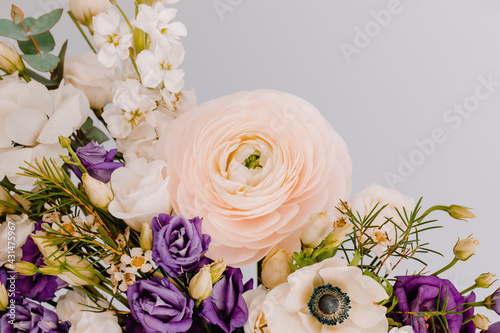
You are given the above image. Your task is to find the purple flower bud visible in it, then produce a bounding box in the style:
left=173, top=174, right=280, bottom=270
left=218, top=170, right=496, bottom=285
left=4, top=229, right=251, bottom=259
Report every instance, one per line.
left=486, top=287, right=500, bottom=315
left=152, top=214, right=210, bottom=277
left=0, top=298, right=71, bottom=332
left=73, top=141, right=124, bottom=183
left=127, top=277, right=194, bottom=333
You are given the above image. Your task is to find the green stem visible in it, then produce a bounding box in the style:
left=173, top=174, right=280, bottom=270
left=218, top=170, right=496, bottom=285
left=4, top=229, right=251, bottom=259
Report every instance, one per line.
left=115, top=4, right=134, bottom=33
left=419, top=205, right=449, bottom=221
left=461, top=284, right=478, bottom=295
left=431, top=257, right=459, bottom=276
left=19, top=70, right=31, bottom=82
left=349, top=251, right=362, bottom=267
left=129, top=51, right=142, bottom=82
left=68, top=11, right=97, bottom=54
left=463, top=301, right=486, bottom=309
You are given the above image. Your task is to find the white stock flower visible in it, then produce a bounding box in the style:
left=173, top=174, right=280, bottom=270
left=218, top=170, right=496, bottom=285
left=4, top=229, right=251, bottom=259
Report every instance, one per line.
left=93, top=9, right=133, bottom=68
left=133, top=3, right=187, bottom=51
left=56, top=289, right=121, bottom=333
left=0, top=214, right=35, bottom=266
left=64, top=52, right=114, bottom=109
left=0, top=78, right=89, bottom=185
left=136, top=44, right=185, bottom=91
left=256, top=258, right=388, bottom=333
left=108, top=158, right=172, bottom=231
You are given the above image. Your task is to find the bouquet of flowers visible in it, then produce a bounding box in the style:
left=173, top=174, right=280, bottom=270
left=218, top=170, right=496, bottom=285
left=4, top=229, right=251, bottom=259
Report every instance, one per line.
left=0, top=1, right=498, bottom=332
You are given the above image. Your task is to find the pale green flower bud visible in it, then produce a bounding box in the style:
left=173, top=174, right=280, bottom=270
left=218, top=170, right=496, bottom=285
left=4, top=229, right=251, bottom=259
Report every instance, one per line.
left=31, top=233, right=66, bottom=265
left=475, top=273, right=496, bottom=288
left=447, top=205, right=476, bottom=221
left=58, top=255, right=99, bottom=286
left=324, top=224, right=354, bottom=250
left=209, top=258, right=226, bottom=284
left=261, top=246, right=292, bottom=289
left=0, top=186, right=20, bottom=215
left=472, top=314, right=491, bottom=331
left=39, top=266, right=63, bottom=275
left=189, top=265, right=212, bottom=301
left=453, top=235, right=479, bottom=261
left=14, top=261, right=38, bottom=276
left=0, top=282, right=7, bottom=312
left=35, top=158, right=64, bottom=182
left=140, top=222, right=153, bottom=251
left=58, top=136, right=72, bottom=149
left=301, top=211, right=332, bottom=248
left=0, top=41, right=25, bottom=74
left=82, top=173, right=114, bottom=209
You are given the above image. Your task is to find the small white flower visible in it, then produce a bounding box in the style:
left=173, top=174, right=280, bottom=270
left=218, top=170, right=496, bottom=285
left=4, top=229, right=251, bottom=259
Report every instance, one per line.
left=136, top=44, right=185, bottom=91
left=133, top=3, right=187, bottom=51
left=93, top=9, right=133, bottom=68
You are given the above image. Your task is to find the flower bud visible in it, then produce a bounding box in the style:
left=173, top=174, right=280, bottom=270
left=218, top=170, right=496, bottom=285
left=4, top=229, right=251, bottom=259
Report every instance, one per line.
left=447, top=205, right=476, bottom=221
left=69, top=0, right=111, bottom=27
left=472, top=314, right=491, bottom=331
left=453, top=235, right=479, bottom=261
left=38, top=266, right=63, bottom=275
left=0, top=186, right=20, bottom=215
left=301, top=211, right=332, bottom=248
left=209, top=258, right=226, bottom=284
left=35, top=158, right=64, bottom=182
left=324, top=223, right=354, bottom=250
left=189, top=265, right=212, bottom=301
left=31, top=232, right=66, bottom=265
left=0, top=41, right=25, bottom=74
left=82, top=173, right=114, bottom=209
left=485, top=287, right=500, bottom=315
left=0, top=283, right=7, bottom=312
left=58, top=136, right=72, bottom=149
left=261, top=246, right=292, bottom=289
left=58, top=255, right=99, bottom=286
left=13, top=261, right=38, bottom=276
left=475, top=273, right=496, bottom=289
left=140, top=222, right=153, bottom=251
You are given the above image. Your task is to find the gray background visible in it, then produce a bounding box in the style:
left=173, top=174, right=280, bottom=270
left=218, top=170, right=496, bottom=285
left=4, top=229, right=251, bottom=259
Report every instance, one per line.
left=2, top=0, right=500, bottom=320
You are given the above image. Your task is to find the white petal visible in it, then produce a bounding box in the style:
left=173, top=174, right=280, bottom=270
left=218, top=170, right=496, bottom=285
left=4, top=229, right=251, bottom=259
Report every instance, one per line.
left=5, top=108, right=48, bottom=146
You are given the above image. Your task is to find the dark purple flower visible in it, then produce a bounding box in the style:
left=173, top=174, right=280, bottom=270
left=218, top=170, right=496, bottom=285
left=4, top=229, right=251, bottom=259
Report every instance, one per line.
left=152, top=214, right=210, bottom=277
left=393, top=275, right=475, bottom=333
left=126, top=315, right=146, bottom=333
left=73, top=141, right=123, bottom=183
left=199, top=266, right=251, bottom=333
left=17, top=221, right=67, bottom=302
left=127, top=277, right=194, bottom=333
left=0, top=298, right=70, bottom=332
left=486, top=287, right=500, bottom=315
left=0, top=266, right=17, bottom=304
left=486, top=322, right=500, bottom=332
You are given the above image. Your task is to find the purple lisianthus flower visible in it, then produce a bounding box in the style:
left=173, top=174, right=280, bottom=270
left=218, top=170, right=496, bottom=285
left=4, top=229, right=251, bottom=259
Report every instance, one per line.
left=0, top=266, right=17, bottom=304
left=486, top=322, right=500, bottom=332
left=393, top=275, right=475, bottom=333
left=17, top=222, right=67, bottom=302
left=486, top=287, right=500, bottom=315
left=199, top=266, right=252, bottom=333
left=0, top=298, right=71, bottom=332
left=73, top=141, right=124, bottom=183
left=127, top=277, right=194, bottom=333
left=152, top=214, right=211, bottom=277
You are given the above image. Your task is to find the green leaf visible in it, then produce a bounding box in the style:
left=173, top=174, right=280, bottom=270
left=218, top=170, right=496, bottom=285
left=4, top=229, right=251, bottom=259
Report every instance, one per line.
left=26, top=9, right=63, bottom=36
left=0, top=19, right=29, bottom=41
left=51, top=40, right=67, bottom=83
left=22, top=53, right=59, bottom=72
left=26, top=68, right=59, bottom=89
left=18, top=31, right=55, bottom=54
left=79, top=118, right=109, bottom=144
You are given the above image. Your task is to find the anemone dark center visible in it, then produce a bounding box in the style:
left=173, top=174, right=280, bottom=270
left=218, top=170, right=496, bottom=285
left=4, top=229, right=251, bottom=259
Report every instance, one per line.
left=308, top=283, right=351, bottom=326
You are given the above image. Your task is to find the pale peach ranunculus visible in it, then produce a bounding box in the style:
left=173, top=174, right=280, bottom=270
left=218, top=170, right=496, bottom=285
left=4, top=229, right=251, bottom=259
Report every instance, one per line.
left=158, top=89, right=352, bottom=266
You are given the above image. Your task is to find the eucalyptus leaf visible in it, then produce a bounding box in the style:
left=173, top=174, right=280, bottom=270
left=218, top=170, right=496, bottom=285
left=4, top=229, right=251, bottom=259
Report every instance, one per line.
left=0, top=19, right=28, bottom=41
left=22, top=53, right=59, bottom=72
left=18, top=31, right=55, bottom=54
left=26, top=9, right=63, bottom=36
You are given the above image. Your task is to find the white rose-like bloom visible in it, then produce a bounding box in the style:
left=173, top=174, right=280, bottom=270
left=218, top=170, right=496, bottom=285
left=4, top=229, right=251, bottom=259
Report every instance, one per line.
left=243, top=285, right=271, bottom=333
left=389, top=327, right=414, bottom=333
left=351, top=184, right=415, bottom=260
left=69, top=0, right=111, bottom=27
left=0, top=214, right=35, bottom=266
left=64, top=52, right=113, bottom=109
left=159, top=89, right=352, bottom=266
left=56, top=289, right=121, bottom=333
left=257, top=258, right=388, bottom=333
left=0, top=77, right=89, bottom=184
left=108, top=158, right=172, bottom=231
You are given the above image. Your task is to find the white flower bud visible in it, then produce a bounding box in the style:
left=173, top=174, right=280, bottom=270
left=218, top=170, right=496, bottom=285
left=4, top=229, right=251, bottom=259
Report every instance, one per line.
left=69, top=0, right=112, bottom=27
left=82, top=173, right=114, bottom=209
left=35, top=157, right=64, bottom=182
left=453, top=235, right=479, bottom=261
left=324, top=223, right=354, bottom=250
left=301, top=211, right=332, bottom=248
left=58, top=255, right=99, bottom=286
left=0, top=186, right=19, bottom=215
left=189, top=265, right=212, bottom=301
left=447, top=205, right=476, bottom=221
left=209, top=258, right=226, bottom=284
left=140, top=222, right=153, bottom=251
left=0, top=41, right=25, bottom=74
left=31, top=232, right=66, bottom=265
left=13, top=261, right=38, bottom=276
left=261, top=246, right=292, bottom=289
left=475, top=273, right=496, bottom=288
left=472, top=314, right=491, bottom=331
left=0, top=282, right=7, bottom=312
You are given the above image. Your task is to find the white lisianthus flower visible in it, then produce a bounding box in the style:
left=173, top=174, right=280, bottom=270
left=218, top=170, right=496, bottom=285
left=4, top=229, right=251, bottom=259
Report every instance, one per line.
left=69, top=0, right=111, bottom=27
left=243, top=286, right=270, bottom=333
left=108, top=158, right=172, bottom=231
left=64, top=52, right=113, bottom=109
left=0, top=78, right=89, bottom=185
left=133, top=3, right=187, bottom=51
left=102, top=79, right=159, bottom=139
left=251, top=257, right=388, bottom=333
left=389, top=327, right=414, bottom=333
left=0, top=214, right=35, bottom=266
left=351, top=183, right=415, bottom=270
left=93, top=8, right=133, bottom=68
left=136, top=43, right=185, bottom=92
left=56, top=289, right=121, bottom=333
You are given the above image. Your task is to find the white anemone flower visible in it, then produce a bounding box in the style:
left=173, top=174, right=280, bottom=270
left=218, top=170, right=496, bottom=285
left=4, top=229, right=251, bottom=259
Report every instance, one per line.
left=136, top=43, right=185, bottom=92
left=133, top=3, right=187, bottom=51
left=251, top=257, right=389, bottom=333
left=93, top=8, right=133, bottom=68
left=0, top=77, right=89, bottom=185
